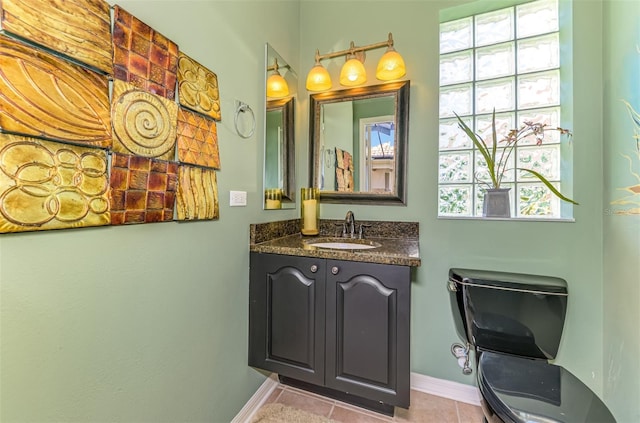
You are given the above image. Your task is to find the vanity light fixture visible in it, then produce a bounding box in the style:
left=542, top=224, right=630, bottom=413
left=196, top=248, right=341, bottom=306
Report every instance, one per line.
left=339, top=44, right=367, bottom=87
left=305, top=53, right=333, bottom=92
left=305, top=32, right=406, bottom=92
left=266, top=58, right=289, bottom=98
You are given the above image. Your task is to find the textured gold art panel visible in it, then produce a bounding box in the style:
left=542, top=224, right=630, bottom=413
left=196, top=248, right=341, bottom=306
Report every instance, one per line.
left=176, top=165, right=219, bottom=221
left=112, top=6, right=179, bottom=100
left=176, top=108, right=220, bottom=169
left=111, top=80, right=177, bottom=161
left=0, top=35, right=111, bottom=148
left=177, top=52, right=221, bottom=121
left=0, top=133, right=110, bottom=233
left=109, top=153, right=178, bottom=225
left=0, top=0, right=113, bottom=74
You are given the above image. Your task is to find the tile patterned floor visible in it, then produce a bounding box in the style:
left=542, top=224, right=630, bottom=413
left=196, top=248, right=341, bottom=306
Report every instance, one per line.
left=260, top=383, right=485, bottom=423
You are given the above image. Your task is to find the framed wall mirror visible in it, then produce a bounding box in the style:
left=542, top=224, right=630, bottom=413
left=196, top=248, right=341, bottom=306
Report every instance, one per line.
left=309, top=80, right=410, bottom=204
left=264, top=43, right=297, bottom=210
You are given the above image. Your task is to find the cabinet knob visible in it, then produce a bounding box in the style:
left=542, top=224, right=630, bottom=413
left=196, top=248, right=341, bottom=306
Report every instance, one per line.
left=310, top=264, right=318, bottom=273
left=331, top=266, right=339, bottom=275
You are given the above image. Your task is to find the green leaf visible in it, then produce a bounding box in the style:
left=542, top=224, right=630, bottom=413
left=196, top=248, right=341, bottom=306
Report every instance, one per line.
left=454, top=113, right=499, bottom=188
left=516, top=168, right=579, bottom=205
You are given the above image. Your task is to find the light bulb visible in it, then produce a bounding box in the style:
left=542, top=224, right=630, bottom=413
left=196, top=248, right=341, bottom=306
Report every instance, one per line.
left=339, top=58, right=366, bottom=87
left=306, top=64, right=332, bottom=92
left=376, top=47, right=406, bottom=81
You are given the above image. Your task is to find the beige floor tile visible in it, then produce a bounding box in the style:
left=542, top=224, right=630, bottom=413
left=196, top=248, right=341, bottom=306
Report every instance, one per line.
left=256, top=385, right=485, bottom=423
left=394, top=391, right=459, bottom=423
left=330, top=404, right=393, bottom=423
left=277, top=389, right=334, bottom=417
left=456, top=401, right=485, bottom=423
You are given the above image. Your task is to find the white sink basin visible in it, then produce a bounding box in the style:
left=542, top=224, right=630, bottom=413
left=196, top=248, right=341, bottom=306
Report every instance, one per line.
left=304, top=238, right=381, bottom=250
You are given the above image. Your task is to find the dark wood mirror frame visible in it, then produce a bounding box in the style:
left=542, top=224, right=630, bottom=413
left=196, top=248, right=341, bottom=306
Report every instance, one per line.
left=309, top=80, right=410, bottom=205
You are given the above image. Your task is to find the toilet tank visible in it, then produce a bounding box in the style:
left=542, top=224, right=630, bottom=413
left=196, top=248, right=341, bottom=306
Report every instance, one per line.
left=448, top=268, right=568, bottom=360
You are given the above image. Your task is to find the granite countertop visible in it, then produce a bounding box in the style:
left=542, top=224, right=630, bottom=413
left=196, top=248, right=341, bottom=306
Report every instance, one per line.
left=250, top=219, right=421, bottom=267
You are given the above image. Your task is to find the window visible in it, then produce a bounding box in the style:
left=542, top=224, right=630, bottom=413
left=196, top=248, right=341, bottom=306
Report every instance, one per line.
left=438, top=0, right=571, bottom=218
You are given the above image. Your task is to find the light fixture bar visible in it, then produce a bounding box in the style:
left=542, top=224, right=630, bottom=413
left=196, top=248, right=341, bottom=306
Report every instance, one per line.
left=314, top=33, right=395, bottom=62
left=306, top=32, right=405, bottom=91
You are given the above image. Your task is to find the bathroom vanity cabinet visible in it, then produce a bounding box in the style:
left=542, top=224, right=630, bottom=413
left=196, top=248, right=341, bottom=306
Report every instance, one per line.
left=248, top=252, right=411, bottom=411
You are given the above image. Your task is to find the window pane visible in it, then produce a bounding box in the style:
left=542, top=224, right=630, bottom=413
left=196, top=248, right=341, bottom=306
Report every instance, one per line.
left=439, top=118, right=473, bottom=150
left=440, top=51, right=473, bottom=86
left=439, top=185, right=472, bottom=216
left=440, top=18, right=473, bottom=54
left=517, top=183, right=560, bottom=217
left=476, top=42, right=515, bottom=80
left=439, top=151, right=472, bottom=182
left=517, top=145, right=560, bottom=180
left=518, top=70, right=559, bottom=109
left=475, top=8, right=513, bottom=46
left=476, top=112, right=515, bottom=146
left=476, top=77, right=515, bottom=114
left=476, top=149, right=515, bottom=185
left=517, top=0, right=558, bottom=38
left=440, top=84, right=472, bottom=118
left=517, top=33, right=559, bottom=73
left=517, top=107, right=561, bottom=145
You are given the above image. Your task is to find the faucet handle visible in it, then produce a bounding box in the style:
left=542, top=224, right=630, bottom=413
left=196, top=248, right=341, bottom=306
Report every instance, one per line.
left=334, top=222, right=347, bottom=237
left=358, top=223, right=372, bottom=239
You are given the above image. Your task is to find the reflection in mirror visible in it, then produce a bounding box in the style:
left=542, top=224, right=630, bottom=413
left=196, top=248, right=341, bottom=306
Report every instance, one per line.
left=309, top=80, right=410, bottom=205
left=264, top=43, right=297, bottom=210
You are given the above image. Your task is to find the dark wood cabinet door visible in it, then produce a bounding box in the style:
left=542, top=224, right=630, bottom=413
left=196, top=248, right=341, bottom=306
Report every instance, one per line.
left=325, top=260, right=411, bottom=408
left=248, top=253, right=326, bottom=385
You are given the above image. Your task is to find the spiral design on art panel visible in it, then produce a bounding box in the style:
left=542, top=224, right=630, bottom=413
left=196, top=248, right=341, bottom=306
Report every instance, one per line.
left=112, top=88, right=177, bottom=158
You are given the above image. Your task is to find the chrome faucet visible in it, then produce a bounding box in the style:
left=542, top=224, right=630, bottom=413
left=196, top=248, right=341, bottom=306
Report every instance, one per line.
left=344, top=211, right=356, bottom=238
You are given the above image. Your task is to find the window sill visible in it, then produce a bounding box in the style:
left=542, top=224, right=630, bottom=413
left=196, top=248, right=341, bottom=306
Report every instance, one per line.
left=437, top=216, right=575, bottom=223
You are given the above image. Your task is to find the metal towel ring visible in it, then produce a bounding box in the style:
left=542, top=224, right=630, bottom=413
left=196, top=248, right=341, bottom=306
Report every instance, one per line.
left=234, top=101, right=255, bottom=139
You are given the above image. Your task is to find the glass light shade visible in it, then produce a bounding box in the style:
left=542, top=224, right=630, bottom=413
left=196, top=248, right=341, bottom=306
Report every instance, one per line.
left=306, top=64, right=332, bottom=92
left=339, top=58, right=367, bottom=86
left=376, top=48, right=406, bottom=81
left=266, top=72, right=289, bottom=98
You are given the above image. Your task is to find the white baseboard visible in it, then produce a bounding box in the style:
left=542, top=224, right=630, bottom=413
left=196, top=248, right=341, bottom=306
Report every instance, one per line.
left=232, top=372, right=481, bottom=422
left=410, top=372, right=481, bottom=406
left=231, top=374, right=279, bottom=423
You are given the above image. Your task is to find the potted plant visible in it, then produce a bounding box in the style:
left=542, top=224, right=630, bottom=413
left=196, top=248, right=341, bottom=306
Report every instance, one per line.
left=455, top=110, right=578, bottom=217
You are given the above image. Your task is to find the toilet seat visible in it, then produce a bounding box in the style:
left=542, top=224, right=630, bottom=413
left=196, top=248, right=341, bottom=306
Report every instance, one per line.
left=478, top=352, right=616, bottom=423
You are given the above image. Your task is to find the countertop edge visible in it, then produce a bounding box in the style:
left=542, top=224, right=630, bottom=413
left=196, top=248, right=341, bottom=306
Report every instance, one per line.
left=250, top=234, right=421, bottom=267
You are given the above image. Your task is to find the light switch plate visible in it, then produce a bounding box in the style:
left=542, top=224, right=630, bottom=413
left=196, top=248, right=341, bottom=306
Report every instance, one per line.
left=230, top=190, right=247, bottom=206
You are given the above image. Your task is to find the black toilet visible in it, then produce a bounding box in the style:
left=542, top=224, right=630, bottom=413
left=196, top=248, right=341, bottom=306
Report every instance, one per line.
left=448, top=268, right=616, bottom=423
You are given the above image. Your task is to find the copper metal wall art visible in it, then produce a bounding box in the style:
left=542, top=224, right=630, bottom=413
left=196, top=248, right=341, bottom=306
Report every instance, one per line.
left=111, top=80, right=178, bottom=161
left=0, top=133, right=110, bottom=233
left=177, top=52, right=221, bottom=121
left=176, top=165, right=219, bottom=221
left=0, top=0, right=113, bottom=74
left=176, top=107, right=221, bottom=169
left=112, top=5, right=179, bottom=100
left=109, top=153, right=178, bottom=225
left=0, top=35, right=112, bottom=148
left=0, top=3, right=223, bottom=233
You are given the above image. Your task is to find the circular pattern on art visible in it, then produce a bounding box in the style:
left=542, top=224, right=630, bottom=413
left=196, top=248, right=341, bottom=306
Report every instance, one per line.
left=112, top=90, right=177, bottom=158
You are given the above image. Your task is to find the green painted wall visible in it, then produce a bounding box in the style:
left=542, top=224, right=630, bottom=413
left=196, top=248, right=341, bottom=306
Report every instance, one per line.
left=602, top=1, right=640, bottom=422
left=0, top=1, right=299, bottom=422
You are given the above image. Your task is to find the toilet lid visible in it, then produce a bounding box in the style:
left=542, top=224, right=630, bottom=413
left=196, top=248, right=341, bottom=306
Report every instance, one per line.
left=478, top=352, right=616, bottom=423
